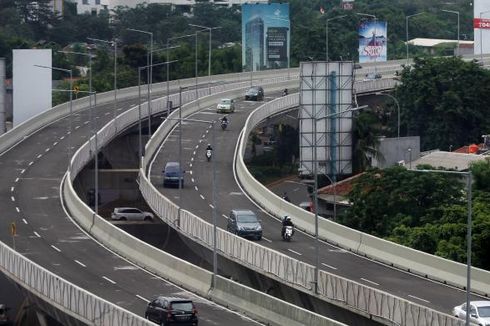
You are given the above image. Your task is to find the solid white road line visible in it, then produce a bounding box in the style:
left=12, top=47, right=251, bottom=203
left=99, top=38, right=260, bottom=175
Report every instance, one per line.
left=136, top=294, right=150, bottom=303
left=262, top=237, right=272, bottom=243
left=200, top=194, right=205, bottom=200
left=51, top=245, right=61, bottom=252
left=102, top=276, right=116, bottom=284
left=287, top=249, right=302, bottom=256
left=321, top=263, right=338, bottom=270
left=361, top=278, right=380, bottom=286
left=22, top=219, right=28, bottom=224
left=15, top=207, right=20, bottom=213
left=75, top=260, right=86, bottom=268
left=408, top=295, right=430, bottom=303
left=34, top=232, right=41, bottom=238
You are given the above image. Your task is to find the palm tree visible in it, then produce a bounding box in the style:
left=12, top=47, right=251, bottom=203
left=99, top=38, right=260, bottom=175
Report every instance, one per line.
left=352, top=111, right=383, bottom=173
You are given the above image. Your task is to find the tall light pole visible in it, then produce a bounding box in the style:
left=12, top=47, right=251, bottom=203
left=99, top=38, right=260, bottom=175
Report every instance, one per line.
left=406, top=12, right=425, bottom=64
left=312, top=105, right=365, bottom=293
left=189, top=24, right=222, bottom=93
left=137, top=60, right=178, bottom=164
left=34, top=65, right=73, bottom=169
left=326, top=15, right=347, bottom=61
left=87, top=37, right=118, bottom=129
left=375, top=92, right=400, bottom=139
left=479, top=10, right=490, bottom=62
left=411, top=169, right=472, bottom=326
left=128, top=28, right=153, bottom=136
left=356, top=13, right=377, bottom=72
left=442, top=10, right=460, bottom=56
left=167, top=33, right=199, bottom=106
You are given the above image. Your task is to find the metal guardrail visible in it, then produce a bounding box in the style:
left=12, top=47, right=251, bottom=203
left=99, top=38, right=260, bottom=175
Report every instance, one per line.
left=0, top=240, right=153, bottom=326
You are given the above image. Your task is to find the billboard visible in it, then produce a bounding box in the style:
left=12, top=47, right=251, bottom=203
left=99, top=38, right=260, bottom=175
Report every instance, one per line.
left=299, top=62, right=354, bottom=177
left=242, top=3, right=290, bottom=71
left=358, top=21, right=387, bottom=63
left=13, top=49, right=52, bottom=127
left=474, top=0, right=490, bottom=55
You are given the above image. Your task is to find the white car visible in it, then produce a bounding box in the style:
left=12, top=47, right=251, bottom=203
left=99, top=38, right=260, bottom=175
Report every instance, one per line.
left=216, top=98, right=235, bottom=113
left=453, top=301, right=490, bottom=325
left=111, top=207, right=154, bottom=221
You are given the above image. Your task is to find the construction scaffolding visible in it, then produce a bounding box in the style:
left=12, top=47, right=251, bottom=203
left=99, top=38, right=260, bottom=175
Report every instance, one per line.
left=299, top=61, right=354, bottom=179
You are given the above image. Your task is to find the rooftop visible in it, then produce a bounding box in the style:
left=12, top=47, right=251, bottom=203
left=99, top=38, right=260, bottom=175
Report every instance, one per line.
left=410, top=150, right=487, bottom=171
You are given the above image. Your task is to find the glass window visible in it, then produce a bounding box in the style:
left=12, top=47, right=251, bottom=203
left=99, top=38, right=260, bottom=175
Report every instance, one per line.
left=478, top=306, right=490, bottom=317
left=171, top=302, right=193, bottom=311
left=95, top=0, right=100, bottom=4
left=82, top=0, right=89, bottom=4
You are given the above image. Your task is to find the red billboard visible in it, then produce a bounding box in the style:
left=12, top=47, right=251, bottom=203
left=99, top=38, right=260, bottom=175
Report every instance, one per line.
left=474, top=18, right=490, bottom=29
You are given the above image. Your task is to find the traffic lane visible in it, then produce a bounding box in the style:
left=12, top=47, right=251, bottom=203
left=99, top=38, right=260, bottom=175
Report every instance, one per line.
left=1, top=97, right=260, bottom=325
left=149, top=93, right=479, bottom=314
left=267, top=177, right=311, bottom=207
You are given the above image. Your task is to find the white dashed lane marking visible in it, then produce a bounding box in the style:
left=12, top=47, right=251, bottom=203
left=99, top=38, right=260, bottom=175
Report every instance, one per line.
left=209, top=204, right=214, bottom=209
left=34, top=232, right=41, bottom=238
left=51, top=245, right=61, bottom=252
left=37, top=154, right=42, bottom=159
left=321, top=263, right=338, bottom=270
left=262, top=237, right=272, bottom=243
left=361, top=278, right=380, bottom=286
left=20, top=169, right=25, bottom=174
left=11, top=196, right=15, bottom=202
left=28, top=161, right=33, bottom=166
left=15, top=178, right=19, bottom=182
left=102, top=276, right=116, bottom=284
left=53, top=141, right=58, bottom=146
left=408, top=295, right=430, bottom=303
left=11, top=187, right=14, bottom=192
left=136, top=294, right=150, bottom=303
left=45, top=148, right=50, bottom=152
left=15, top=207, right=20, bottom=213
left=194, top=186, right=199, bottom=191
left=287, top=249, right=302, bottom=256
left=222, top=214, right=229, bottom=220
left=191, top=178, right=195, bottom=183
left=200, top=194, right=205, bottom=200
left=22, top=219, right=28, bottom=224
left=75, top=260, right=86, bottom=268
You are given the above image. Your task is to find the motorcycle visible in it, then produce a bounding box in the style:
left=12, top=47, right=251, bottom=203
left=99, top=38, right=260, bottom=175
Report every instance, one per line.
left=221, top=120, right=228, bottom=130
left=205, top=149, right=212, bottom=162
left=282, top=225, right=294, bottom=242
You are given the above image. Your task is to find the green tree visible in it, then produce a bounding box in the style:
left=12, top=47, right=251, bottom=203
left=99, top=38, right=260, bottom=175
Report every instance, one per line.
left=352, top=111, right=382, bottom=173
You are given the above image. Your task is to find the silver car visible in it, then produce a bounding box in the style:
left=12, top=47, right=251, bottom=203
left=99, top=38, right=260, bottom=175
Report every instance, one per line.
left=111, top=207, right=154, bottom=221
left=453, top=301, right=490, bottom=325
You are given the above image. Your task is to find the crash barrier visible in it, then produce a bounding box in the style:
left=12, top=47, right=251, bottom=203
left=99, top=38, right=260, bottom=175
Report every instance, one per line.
left=235, top=93, right=490, bottom=297
left=0, top=240, right=154, bottom=326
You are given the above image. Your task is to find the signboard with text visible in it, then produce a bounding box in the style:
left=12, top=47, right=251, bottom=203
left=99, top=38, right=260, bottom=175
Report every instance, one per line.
left=474, top=0, right=490, bottom=55
left=242, top=3, right=290, bottom=72
left=358, top=21, right=387, bottom=63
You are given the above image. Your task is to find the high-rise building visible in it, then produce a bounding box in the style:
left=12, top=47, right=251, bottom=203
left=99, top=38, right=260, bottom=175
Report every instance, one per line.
left=245, top=16, right=264, bottom=71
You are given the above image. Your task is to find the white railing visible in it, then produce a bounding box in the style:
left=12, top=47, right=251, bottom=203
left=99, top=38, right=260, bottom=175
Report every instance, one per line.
left=0, top=240, right=153, bottom=326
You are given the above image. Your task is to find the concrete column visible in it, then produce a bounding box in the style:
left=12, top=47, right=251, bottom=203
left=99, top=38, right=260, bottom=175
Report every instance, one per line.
left=0, top=58, right=6, bottom=135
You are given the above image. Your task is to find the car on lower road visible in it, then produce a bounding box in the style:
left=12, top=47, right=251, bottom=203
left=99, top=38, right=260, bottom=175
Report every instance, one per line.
left=245, top=86, right=264, bottom=101
left=163, top=161, right=185, bottom=188
left=453, top=300, right=490, bottom=325
left=145, top=296, right=198, bottom=326
left=227, top=209, right=262, bottom=240
left=0, top=304, right=11, bottom=326
left=110, top=207, right=153, bottom=221
left=216, top=98, right=235, bottom=113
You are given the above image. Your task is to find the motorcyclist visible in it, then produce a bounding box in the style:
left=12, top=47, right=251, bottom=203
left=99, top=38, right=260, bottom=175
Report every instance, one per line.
left=282, top=192, right=291, bottom=203
left=221, top=115, right=228, bottom=124
left=206, top=144, right=213, bottom=151
left=282, top=88, right=288, bottom=96
left=281, top=215, right=294, bottom=238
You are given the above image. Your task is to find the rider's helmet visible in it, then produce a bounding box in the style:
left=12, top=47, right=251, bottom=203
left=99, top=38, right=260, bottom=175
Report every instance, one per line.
left=284, top=215, right=290, bottom=222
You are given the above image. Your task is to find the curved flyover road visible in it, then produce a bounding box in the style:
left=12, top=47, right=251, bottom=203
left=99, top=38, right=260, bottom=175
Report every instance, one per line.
left=149, top=90, right=485, bottom=317
left=0, top=91, right=262, bottom=325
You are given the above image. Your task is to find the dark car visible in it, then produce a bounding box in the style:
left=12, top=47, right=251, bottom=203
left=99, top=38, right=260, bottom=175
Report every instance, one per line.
left=245, top=86, right=264, bottom=101
left=227, top=209, right=262, bottom=240
left=0, top=304, right=11, bottom=325
left=163, top=162, right=185, bottom=188
left=145, top=296, right=198, bottom=326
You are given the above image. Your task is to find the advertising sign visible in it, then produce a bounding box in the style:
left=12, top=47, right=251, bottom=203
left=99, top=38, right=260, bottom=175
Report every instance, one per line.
left=474, top=0, right=490, bottom=55
left=342, top=0, right=354, bottom=10
left=358, top=21, right=387, bottom=63
left=242, top=3, right=290, bottom=72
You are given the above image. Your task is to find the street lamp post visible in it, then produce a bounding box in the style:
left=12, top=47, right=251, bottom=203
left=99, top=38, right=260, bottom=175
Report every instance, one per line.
left=189, top=24, right=222, bottom=93
left=479, top=10, right=490, bottom=62
left=34, top=65, right=73, bottom=169
left=442, top=10, right=460, bottom=56
left=137, top=60, right=178, bottom=164
left=312, top=105, right=365, bottom=292
left=406, top=12, right=425, bottom=64
left=326, top=15, right=347, bottom=61
left=375, top=92, right=400, bottom=139
left=87, top=37, right=118, bottom=129
left=167, top=34, right=199, bottom=106
left=411, top=169, right=472, bottom=326
left=128, top=28, right=154, bottom=136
